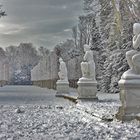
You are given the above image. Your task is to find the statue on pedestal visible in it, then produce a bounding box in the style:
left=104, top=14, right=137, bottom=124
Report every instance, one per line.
left=81, top=44, right=96, bottom=81
left=77, top=44, right=97, bottom=99
left=58, top=58, right=68, bottom=81
left=56, top=58, right=69, bottom=96
left=116, top=23, right=140, bottom=121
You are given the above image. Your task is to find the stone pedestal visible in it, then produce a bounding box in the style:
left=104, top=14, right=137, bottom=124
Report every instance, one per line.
left=116, top=79, right=140, bottom=121
left=56, top=80, right=69, bottom=97
left=77, top=78, right=98, bottom=99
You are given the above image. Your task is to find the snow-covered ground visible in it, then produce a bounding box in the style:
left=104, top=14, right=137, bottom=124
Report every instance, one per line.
left=0, top=86, right=139, bottom=140
left=0, top=86, right=71, bottom=105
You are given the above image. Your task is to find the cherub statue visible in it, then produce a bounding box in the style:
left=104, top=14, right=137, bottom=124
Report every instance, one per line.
left=58, top=58, right=68, bottom=81
left=81, top=44, right=96, bottom=80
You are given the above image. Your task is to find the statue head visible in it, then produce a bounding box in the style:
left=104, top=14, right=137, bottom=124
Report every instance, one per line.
left=59, top=58, right=63, bottom=63
left=84, top=44, right=90, bottom=52
left=133, top=23, right=140, bottom=35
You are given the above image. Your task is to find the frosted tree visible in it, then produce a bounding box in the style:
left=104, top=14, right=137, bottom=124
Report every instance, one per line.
left=72, top=26, right=78, bottom=48
left=6, top=43, right=40, bottom=84
left=78, top=14, right=93, bottom=46
left=78, top=0, right=101, bottom=51
left=38, top=46, right=49, bottom=58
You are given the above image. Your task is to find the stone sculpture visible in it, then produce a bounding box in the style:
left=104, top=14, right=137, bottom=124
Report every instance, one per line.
left=77, top=44, right=97, bottom=99
left=116, top=23, right=140, bottom=121
left=81, top=44, right=96, bottom=80
left=56, top=58, right=69, bottom=96
left=58, top=58, right=68, bottom=81
left=122, top=23, right=140, bottom=79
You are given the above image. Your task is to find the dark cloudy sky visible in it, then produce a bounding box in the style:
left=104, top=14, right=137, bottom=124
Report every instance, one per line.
left=0, top=0, right=83, bottom=48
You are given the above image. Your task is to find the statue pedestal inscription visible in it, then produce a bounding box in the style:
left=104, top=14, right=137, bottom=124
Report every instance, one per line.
left=116, top=23, right=140, bottom=121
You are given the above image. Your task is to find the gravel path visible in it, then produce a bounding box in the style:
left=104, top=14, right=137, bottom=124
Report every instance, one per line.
left=0, top=104, right=140, bottom=140
left=0, top=86, right=139, bottom=140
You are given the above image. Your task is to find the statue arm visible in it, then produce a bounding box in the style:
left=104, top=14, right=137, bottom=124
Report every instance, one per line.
left=133, top=34, right=140, bottom=49
left=83, top=52, right=88, bottom=61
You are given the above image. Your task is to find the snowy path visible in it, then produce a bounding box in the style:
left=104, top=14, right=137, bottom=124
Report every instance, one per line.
left=0, top=86, right=139, bottom=139
left=0, top=86, right=71, bottom=105
left=0, top=104, right=140, bottom=140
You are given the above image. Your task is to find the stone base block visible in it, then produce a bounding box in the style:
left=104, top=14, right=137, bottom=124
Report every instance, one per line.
left=116, top=106, right=140, bottom=121
left=116, top=79, right=140, bottom=121
left=77, top=78, right=98, bottom=99
left=56, top=80, right=69, bottom=96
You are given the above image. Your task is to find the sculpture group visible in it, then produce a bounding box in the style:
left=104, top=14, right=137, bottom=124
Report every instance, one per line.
left=55, top=23, right=140, bottom=121
left=56, top=44, right=97, bottom=99
left=31, top=22, right=140, bottom=121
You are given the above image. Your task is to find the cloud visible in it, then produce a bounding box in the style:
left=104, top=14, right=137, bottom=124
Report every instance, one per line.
left=64, top=29, right=71, bottom=32
left=0, top=0, right=82, bottom=49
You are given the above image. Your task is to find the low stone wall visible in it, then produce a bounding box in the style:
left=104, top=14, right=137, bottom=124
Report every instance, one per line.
left=32, top=79, right=58, bottom=90
left=33, top=79, right=79, bottom=90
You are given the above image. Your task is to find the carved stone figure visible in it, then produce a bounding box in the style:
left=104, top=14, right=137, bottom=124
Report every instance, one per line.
left=58, top=58, right=68, bottom=81
left=56, top=58, right=69, bottom=96
left=81, top=44, right=96, bottom=81
left=123, top=23, right=140, bottom=79
left=77, top=44, right=97, bottom=99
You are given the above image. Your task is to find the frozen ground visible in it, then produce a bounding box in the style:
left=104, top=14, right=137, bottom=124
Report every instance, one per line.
left=0, top=86, right=139, bottom=140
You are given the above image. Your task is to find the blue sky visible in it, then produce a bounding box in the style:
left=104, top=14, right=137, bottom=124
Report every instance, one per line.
left=0, top=0, right=82, bottom=48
